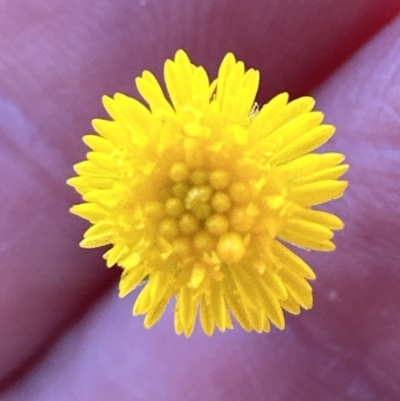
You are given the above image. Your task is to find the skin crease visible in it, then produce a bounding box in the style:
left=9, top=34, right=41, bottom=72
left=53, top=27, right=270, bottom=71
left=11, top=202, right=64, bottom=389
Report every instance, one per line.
left=0, top=0, right=400, bottom=399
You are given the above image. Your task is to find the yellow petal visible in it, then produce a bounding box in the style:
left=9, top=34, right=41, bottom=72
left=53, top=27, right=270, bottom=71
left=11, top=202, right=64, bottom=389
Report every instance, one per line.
left=70, top=203, right=107, bottom=223
left=258, top=267, right=288, bottom=300
left=119, top=264, right=148, bottom=297
left=83, top=135, right=114, bottom=153
left=80, top=222, right=115, bottom=248
left=271, top=124, right=335, bottom=165
left=230, top=267, right=262, bottom=310
left=177, top=285, right=197, bottom=337
left=259, top=290, right=285, bottom=330
left=73, top=160, right=118, bottom=179
left=283, top=216, right=334, bottom=242
left=249, top=92, right=289, bottom=139
left=144, top=295, right=170, bottom=328
left=279, top=268, right=313, bottom=309
left=133, top=282, right=153, bottom=315
left=136, top=70, right=174, bottom=113
left=200, top=301, right=215, bottom=336
left=92, top=118, right=130, bottom=148
left=113, top=93, right=153, bottom=142
left=68, top=176, right=115, bottom=192
left=280, top=292, right=301, bottom=315
left=290, top=180, right=348, bottom=206
left=277, top=152, right=345, bottom=181
left=278, top=228, right=336, bottom=251
left=256, top=95, right=315, bottom=139
left=210, top=282, right=228, bottom=331
left=271, top=241, right=316, bottom=280
left=224, top=281, right=252, bottom=331
left=292, top=209, right=344, bottom=230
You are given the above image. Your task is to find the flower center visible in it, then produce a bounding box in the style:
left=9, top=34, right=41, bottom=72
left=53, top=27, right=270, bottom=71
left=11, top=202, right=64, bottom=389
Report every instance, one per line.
left=145, top=160, right=262, bottom=266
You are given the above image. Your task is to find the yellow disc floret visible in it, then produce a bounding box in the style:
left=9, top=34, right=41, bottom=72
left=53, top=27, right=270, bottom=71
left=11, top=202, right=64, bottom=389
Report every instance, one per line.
left=217, top=233, right=246, bottom=264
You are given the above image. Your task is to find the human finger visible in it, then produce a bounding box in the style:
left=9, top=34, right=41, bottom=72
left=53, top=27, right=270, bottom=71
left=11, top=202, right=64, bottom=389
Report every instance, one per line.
left=3, top=11, right=400, bottom=401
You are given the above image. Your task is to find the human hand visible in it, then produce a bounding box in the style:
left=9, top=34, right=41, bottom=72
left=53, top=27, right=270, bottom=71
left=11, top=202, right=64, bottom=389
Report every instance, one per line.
left=1, top=1, right=400, bottom=399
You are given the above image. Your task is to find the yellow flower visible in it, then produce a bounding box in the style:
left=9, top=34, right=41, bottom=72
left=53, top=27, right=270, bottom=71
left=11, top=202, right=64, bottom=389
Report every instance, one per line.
left=68, top=50, right=348, bottom=336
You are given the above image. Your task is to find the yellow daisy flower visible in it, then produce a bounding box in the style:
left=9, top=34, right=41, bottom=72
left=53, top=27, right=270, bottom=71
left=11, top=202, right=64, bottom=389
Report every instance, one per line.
left=68, top=50, right=348, bottom=336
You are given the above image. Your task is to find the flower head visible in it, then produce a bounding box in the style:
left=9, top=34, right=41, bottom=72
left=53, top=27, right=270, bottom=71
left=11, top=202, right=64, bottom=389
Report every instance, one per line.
left=68, top=50, right=348, bottom=336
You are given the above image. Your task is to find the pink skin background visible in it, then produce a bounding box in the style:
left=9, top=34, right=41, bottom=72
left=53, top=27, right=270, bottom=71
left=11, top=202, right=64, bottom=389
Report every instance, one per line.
left=0, top=0, right=400, bottom=399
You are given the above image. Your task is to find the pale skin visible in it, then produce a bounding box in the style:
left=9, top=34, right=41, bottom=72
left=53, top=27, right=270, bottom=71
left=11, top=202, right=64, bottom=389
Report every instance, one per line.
left=1, top=0, right=400, bottom=399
